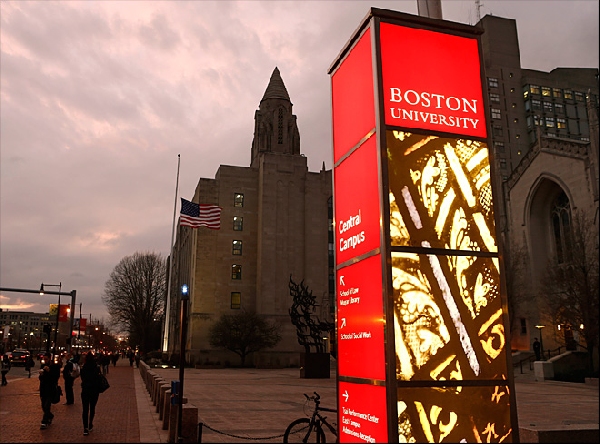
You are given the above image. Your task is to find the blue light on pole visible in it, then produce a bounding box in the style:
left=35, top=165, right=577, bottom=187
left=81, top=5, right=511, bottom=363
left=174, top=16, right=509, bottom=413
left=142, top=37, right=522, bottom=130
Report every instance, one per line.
left=181, top=284, right=189, bottom=298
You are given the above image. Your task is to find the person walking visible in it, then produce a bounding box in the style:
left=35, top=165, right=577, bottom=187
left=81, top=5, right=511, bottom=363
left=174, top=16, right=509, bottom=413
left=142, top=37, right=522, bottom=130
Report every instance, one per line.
left=25, top=354, right=35, bottom=378
left=62, top=353, right=78, bottom=405
left=1, top=354, right=10, bottom=386
left=533, top=337, right=542, bottom=361
left=80, top=351, right=102, bottom=436
left=39, top=352, right=61, bottom=429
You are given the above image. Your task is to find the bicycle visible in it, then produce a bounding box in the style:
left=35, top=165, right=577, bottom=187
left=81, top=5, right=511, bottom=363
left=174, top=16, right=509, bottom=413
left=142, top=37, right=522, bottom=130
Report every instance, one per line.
left=283, top=391, right=337, bottom=443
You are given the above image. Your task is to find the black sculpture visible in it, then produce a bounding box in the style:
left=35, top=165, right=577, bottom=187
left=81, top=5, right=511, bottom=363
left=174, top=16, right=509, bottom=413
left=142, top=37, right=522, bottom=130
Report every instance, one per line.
left=289, top=275, right=334, bottom=354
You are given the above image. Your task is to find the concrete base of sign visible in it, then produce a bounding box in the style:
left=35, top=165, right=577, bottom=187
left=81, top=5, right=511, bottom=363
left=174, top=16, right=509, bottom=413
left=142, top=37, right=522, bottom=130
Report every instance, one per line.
left=519, top=425, right=599, bottom=443
left=300, top=353, right=330, bottom=379
left=534, top=360, right=554, bottom=380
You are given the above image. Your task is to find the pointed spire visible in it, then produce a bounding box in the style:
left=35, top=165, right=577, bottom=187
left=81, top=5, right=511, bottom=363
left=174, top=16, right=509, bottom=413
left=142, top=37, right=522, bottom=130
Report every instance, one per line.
left=261, top=67, right=290, bottom=103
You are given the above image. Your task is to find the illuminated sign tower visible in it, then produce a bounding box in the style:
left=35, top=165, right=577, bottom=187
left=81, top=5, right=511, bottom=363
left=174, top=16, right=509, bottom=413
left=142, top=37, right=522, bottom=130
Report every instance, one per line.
left=329, top=8, right=519, bottom=443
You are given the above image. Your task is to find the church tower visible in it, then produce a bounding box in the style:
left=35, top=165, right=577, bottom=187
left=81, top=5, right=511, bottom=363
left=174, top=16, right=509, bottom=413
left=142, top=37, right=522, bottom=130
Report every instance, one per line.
left=251, top=67, right=300, bottom=167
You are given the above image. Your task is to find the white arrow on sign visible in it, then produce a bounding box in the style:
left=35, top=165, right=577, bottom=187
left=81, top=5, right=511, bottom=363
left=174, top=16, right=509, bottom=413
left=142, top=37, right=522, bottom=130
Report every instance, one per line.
left=339, top=275, right=345, bottom=286
left=343, top=390, right=349, bottom=402
left=340, top=318, right=346, bottom=328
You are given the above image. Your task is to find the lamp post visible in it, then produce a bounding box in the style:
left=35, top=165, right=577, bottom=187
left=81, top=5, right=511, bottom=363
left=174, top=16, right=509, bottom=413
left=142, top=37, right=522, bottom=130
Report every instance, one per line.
left=40, top=282, right=62, bottom=353
left=535, top=325, right=546, bottom=360
left=177, top=284, right=189, bottom=443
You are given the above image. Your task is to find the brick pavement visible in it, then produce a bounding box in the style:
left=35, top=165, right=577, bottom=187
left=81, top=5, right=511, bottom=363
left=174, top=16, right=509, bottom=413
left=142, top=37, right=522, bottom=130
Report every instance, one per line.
left=0, top=357, right=140, bottom=443
left=2, top=356, right=598, bottom=443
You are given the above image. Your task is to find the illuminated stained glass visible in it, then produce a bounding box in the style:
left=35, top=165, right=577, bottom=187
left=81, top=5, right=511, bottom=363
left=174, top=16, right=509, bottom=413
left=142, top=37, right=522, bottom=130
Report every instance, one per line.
left=396, top=386, right=512, bottom=442
left=392, top=252, right=507, bottom=381
left=387, top=131, right=496, bottom=253
left=388, top=129, right=512, bottom=442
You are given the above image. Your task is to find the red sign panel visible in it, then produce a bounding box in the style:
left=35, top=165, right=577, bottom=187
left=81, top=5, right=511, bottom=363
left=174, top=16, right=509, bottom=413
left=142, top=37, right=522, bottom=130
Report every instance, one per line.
left=333, top=136, right=381, bottom=265
left=337, top=254, right=386, bottom=380
left=380, top=23, right=486, bottom=138
left=331, top=28, right=375, bottom=163
left=338, top=381, right=388, bottom=443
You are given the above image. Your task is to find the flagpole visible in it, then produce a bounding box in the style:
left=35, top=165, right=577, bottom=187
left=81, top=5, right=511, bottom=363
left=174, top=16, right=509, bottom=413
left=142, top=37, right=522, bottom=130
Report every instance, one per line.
left=162, top=154, right=181, bottom=353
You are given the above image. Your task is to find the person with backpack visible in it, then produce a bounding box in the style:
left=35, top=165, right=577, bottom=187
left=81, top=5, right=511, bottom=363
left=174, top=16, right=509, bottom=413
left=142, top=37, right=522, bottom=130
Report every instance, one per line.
left=62, top=353, right=80, bottom=405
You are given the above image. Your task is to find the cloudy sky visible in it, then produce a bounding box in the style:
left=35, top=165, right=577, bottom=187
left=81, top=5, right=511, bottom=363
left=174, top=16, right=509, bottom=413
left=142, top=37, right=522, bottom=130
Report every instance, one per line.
left=1, top=0, right=598, bottom=328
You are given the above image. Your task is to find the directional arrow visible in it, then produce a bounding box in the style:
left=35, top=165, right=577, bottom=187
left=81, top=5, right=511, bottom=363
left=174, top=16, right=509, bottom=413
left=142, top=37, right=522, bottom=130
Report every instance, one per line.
left=339, top=275, right=345, bottom=286
left=341, top=318, right=346, bottom=329
left=343, top=390, right=349, bottom=402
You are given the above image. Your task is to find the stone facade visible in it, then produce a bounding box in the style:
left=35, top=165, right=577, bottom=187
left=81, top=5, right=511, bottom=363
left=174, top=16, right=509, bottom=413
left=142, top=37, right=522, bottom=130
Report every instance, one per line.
left=480, top=15, right=599, bottom=353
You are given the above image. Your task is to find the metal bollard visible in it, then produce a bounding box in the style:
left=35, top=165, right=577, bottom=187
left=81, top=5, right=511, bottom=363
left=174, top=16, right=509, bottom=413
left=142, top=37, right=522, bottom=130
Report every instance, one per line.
left=197, top=422, right=203, bottom=443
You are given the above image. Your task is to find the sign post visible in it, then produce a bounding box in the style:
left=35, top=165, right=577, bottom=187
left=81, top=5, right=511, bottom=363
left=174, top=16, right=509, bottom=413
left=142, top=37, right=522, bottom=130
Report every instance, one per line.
left=329, top=8, right=518, bottom=442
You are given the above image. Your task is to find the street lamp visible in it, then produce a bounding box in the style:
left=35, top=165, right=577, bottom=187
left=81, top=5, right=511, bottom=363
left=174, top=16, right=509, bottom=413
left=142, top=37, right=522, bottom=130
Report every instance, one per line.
left=41, top=282, right=62, bottom=353
left=535, top=325, right=546, bottom=360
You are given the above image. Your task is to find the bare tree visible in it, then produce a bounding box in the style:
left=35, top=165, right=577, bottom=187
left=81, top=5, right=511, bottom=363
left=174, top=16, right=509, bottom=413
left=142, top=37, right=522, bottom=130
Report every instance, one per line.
left=102, top=251, right=166, bottom=353
left=209, top=310, right=281, bottom=366
left=538, top=211, right=599, bottom=372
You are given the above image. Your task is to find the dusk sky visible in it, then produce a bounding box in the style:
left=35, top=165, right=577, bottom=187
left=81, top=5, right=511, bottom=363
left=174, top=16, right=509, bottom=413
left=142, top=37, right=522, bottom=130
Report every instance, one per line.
left=1, top=1, right=598, bottom=329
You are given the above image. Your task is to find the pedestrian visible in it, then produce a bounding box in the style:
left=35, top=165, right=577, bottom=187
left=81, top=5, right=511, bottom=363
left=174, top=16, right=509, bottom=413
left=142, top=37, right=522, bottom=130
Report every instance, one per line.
left=1, top=354, right=10, bottom=386
left=39, top=352, right=61, bottom=429
left=80, top=351, right=102, bottom=436
left=62, top=353, right=79, bottom=405
left=101, top=352, right=110, bottom=375
left=128, top=350, right=134, bottom=367
left=26, top=355, right=35, bottom=378
left=111, top=352, right=119, bottom=367
left=533, top=337, right=541, bottom=361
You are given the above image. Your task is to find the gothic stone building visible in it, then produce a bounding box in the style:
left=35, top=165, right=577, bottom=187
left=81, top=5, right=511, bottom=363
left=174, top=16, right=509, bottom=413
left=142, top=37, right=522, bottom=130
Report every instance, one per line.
left=166, top=68, right=333, bottom=367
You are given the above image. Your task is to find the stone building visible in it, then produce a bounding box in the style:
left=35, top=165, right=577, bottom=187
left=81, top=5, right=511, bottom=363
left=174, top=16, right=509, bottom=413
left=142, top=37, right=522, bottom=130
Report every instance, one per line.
left=479, top=15, right=598, bottom=353
left=165, top=68, right=333, bottom=367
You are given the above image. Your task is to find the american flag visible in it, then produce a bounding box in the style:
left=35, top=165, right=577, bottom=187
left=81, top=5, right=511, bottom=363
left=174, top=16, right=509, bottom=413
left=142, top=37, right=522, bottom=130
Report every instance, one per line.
left=180, top=198, right=221, bottom=229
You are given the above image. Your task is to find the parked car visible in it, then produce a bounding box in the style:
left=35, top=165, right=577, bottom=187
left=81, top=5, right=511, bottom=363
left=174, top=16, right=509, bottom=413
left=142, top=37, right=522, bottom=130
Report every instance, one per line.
left=8, top=349, right=31, bottom=366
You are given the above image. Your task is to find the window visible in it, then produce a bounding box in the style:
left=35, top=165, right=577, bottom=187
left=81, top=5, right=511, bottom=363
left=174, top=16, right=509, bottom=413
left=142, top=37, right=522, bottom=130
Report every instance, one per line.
left=491, top=108, right=501, bottom=119
left=489, top=93, right=500, bottom=103
left=533, top=115, right=541, bottom=126
left=553, top=88, right=562, bottom=98
left=523, top=86, right=529, bottom=99
left=551, top=191, right=572, bottom=264
left=555, top=103, right=564, bottom=114
left=499, top=159, right=507, bottom=169
left=493, top=126, right=503, bottom=137
left=234, top=193, right=244, bottom=207
left=233, top=216, right=243, bottom=231
left=232, top=265, right=242, bottom=279
left=545, top=117, right=555, bottom=128
left=493, top=141, right=505, bottom=153
left=564, top=89, right=573, bottom=100
left=575, top=92, right=585, bottom=102
left=557, top=118, right=567, bottom=129
left=529, top=85, right=540, bottom=95
left=532, top=99, right=541, bottom=110
left=232, top=240, right=242, bottom=255
left=543, top=101, right=553, bottom=112
left=520, top=318, right=527, bottom=335
left=541, top=86, right=551, bottom=97
left=488, top=77, right=498, bottom=88
left=231, top=292, right=241, bottom=309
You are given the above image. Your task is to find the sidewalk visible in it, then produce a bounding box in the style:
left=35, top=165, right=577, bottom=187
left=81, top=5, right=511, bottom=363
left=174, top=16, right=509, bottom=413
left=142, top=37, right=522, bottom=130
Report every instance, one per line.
left=1, top=358, right=598, bottom=443
left=0, top=357, right=140, bottom=443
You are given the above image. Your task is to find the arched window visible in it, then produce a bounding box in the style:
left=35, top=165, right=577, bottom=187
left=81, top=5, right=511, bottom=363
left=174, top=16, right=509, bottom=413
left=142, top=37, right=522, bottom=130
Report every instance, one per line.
left=551, top=191, right=572, bottom=264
